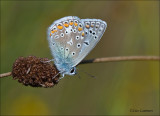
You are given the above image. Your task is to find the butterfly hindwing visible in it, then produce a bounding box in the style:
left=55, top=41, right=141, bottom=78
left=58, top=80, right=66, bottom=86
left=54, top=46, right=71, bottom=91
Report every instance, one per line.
left=71, top=19, right=107, bottom=66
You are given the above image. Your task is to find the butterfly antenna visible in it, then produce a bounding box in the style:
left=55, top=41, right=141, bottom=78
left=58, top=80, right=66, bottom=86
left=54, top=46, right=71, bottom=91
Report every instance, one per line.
left=77, top=68, right=96, bottom=78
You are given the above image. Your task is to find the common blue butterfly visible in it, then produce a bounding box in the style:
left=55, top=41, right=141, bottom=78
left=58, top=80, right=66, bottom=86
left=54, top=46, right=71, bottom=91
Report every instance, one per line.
left=47, top=16, right=107, bottom=78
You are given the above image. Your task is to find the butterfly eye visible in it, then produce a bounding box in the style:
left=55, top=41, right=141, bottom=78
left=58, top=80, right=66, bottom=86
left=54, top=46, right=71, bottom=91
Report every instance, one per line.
left=70, top=67, right=75, bottom=74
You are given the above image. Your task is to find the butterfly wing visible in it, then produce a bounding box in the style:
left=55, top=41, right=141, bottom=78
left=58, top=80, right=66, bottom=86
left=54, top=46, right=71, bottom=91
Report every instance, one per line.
left=47, top=16, right=107, bottom=75
left=47, top=16, right=83, bottom=67
left=63, top=18, right=85, bottom=65
left=69, top=19, right=107, bottom=67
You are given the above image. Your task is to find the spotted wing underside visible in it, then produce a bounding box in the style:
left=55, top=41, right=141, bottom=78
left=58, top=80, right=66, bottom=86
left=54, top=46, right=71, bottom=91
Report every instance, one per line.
left=47, top=16, right=107, bottom=68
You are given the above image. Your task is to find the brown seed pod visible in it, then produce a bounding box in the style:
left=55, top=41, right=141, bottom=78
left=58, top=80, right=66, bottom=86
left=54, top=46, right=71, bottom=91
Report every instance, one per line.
left=12, top=56, right=60, bottom=88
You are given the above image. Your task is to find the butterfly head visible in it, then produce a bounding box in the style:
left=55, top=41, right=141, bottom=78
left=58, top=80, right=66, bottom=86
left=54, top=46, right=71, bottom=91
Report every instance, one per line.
left=68, top=67, right=77, bottom=75
left=56, top=62, right=77, bottom=76
left=61, top=67, right=77, bottom=76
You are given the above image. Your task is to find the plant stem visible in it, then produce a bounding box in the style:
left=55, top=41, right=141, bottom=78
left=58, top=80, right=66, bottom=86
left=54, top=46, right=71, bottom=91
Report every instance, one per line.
left=0, top=56, right=159, bottom=78
left=80, top=56, right=160, bottom=64
left=0, top=72, right=12, bottom=78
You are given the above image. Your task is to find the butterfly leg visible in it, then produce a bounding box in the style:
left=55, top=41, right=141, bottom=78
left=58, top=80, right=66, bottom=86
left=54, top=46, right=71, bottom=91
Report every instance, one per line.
left=57, top=73, right=64, bottom=80
left=54, top=73, right=65, bottom=82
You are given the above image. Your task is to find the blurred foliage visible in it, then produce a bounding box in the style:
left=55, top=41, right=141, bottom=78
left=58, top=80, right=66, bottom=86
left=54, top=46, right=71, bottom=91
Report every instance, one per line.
left=10, top=94, right=50, bottom=115
left=0, top=1, right=159, bottom=115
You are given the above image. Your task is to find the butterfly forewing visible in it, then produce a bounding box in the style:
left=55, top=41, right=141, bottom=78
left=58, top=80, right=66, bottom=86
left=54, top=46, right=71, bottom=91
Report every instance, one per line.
left=47, top=16, right=82, bottom=64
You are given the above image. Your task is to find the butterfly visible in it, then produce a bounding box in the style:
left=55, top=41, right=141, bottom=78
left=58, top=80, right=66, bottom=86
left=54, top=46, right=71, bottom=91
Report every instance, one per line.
left=47, top=16, right=107, bottom=78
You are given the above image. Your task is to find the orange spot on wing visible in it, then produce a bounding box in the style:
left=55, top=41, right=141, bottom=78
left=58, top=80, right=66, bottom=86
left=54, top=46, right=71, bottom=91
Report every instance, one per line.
left=82, top=32, right=85, bottom=37
left=57, top=25, right=63, bottom=30
left=74, top=23, right=78, bottom=26
left=69, top=21, right=73, bottom=25
left=86, top=25, right=90, bottom=28
left=91, top=24, right=94, bottom=27
left=78, top=27, right=83, bottom=31
left=64, top=23, right=69, bottom=27
left=51, top=30, right=57, bottom=34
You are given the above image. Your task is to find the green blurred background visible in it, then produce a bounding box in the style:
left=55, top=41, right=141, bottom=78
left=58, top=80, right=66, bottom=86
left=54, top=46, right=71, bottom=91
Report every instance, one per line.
left=0, top=1, right=159, bottom=115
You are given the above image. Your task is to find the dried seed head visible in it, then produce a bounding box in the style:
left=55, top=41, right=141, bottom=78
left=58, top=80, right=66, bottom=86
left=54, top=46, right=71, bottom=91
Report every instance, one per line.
left=12, top=56, right=60, bottom=88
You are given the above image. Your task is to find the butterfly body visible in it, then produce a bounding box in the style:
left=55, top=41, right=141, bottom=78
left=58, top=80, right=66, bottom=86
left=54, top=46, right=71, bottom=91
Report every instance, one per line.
left=55, top=59, right=76, bottom=76
left=47, top=16, right=107, bottom=77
